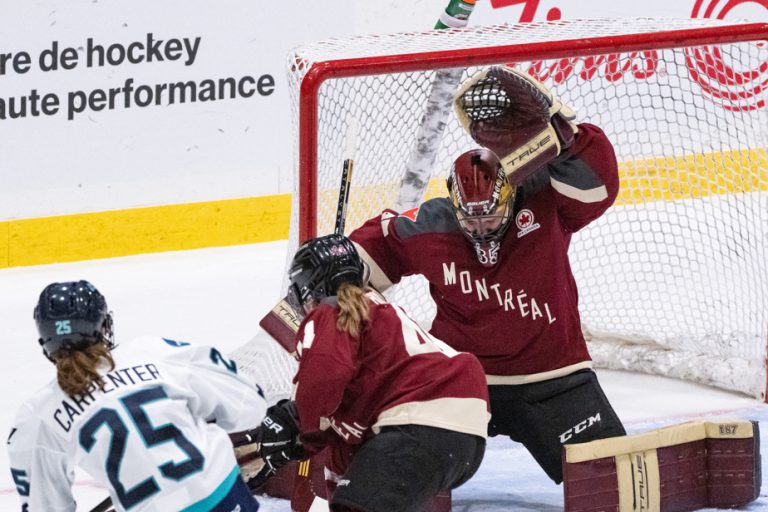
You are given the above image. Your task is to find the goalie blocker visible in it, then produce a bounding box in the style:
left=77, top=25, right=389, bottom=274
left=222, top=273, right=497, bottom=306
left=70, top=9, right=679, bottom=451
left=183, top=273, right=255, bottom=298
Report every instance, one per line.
left=563, top=419, right=761, bottom=512
left=259, top=296, right=302, bottom=354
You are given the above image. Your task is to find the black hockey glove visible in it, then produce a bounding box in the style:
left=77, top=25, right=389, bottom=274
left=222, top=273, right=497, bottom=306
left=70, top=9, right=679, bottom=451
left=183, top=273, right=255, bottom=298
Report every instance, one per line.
left=232, top=399, right=304, bottom=490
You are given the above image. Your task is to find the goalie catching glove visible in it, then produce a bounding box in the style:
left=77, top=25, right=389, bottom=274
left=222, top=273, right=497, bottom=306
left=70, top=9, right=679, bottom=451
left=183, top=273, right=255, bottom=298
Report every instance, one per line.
left=454, top=65, right=578, bottom=186
left=231, top=399, right=305, bottom=490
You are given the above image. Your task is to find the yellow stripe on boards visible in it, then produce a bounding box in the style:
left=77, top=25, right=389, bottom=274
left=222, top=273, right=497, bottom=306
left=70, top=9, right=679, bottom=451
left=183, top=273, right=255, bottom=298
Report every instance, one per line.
left=414, top=148, right=767, bottom=208
left=615, top=148, right=768, bottom=205
left=1, top=148, right=764, bottom=269
left=0, top=221, right=9, bottom=268
left=319, top=148, right=766, bottom=233
left=1, top=195, right=291, bottom=269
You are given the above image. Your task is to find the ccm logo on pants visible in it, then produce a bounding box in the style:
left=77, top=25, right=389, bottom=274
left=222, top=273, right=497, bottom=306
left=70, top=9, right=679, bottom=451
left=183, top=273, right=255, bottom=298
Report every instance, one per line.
left=559, top=413, right=601, bottom=443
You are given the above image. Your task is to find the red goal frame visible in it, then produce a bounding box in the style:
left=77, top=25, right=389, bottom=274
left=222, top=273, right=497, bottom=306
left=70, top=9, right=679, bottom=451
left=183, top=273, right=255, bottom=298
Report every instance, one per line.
left=296, top=21, right=768, bottom=243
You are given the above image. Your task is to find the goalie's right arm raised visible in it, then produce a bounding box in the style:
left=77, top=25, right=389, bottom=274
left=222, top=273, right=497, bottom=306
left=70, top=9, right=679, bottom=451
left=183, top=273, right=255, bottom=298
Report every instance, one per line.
left=454, top=65, right=578, bottom=186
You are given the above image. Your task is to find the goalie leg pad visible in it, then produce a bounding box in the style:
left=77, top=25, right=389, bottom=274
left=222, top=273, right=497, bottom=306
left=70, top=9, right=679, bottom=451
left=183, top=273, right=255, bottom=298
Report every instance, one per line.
left=563, top=419, right=761, bottom=512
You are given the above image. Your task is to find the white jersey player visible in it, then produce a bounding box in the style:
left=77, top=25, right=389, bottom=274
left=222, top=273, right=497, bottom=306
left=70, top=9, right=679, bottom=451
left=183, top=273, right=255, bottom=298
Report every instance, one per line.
left=7, top=280, right=266, bottom=512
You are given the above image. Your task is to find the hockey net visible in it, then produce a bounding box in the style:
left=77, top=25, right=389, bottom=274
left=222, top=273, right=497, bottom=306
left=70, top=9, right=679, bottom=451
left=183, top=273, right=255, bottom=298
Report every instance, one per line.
left=232, top=18, right=768, bottom=402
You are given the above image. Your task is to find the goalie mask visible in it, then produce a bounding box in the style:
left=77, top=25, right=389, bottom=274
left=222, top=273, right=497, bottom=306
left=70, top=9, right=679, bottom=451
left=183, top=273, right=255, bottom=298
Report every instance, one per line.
left=287, top=234, right=365, bottom=316
left=34, top=280, right=114, bottom=362
left=448, top=148, right=515, bottom=267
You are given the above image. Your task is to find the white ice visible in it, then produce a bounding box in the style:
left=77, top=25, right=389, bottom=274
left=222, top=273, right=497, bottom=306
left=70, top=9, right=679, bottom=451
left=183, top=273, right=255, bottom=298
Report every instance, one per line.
left=0, top=241, right=765, bottom=511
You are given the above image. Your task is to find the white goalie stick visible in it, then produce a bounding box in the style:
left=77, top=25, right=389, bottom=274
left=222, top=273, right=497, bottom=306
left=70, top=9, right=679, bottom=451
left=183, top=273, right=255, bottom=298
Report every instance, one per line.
left=394, top=0, right=478, bottom=212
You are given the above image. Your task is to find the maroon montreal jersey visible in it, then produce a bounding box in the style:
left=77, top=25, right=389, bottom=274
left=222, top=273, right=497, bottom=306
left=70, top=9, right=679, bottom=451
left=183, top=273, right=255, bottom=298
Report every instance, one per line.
left=292, top=293, right=489, bottom=456
left=350, top=124, right=620, bottom=380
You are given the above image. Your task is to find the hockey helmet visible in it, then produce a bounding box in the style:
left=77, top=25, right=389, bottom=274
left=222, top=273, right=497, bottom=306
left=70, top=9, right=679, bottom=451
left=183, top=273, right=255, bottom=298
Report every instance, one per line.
left=447, top=148, right=515, bottom=267
left=34, top=280, right=114, bottom=361
left=287, top=234, right=365, bottom=315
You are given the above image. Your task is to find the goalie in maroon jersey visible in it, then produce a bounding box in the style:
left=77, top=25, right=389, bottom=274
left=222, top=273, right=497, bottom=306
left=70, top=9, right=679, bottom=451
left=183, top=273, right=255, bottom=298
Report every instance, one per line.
left=248, top=234, right=489, bottom=512
left=348, top=65, right=627, bottom=484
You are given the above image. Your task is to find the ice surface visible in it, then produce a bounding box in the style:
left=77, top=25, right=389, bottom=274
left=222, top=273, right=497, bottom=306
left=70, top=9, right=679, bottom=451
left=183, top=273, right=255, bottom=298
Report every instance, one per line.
left=0, top=241, right=764, bottom=511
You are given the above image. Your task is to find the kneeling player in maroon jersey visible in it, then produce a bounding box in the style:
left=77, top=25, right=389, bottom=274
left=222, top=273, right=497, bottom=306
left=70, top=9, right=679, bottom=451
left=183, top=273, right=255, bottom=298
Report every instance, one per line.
left=348, top=65, right=627, bottom=485
left=246, top=234, right=489, bottom=512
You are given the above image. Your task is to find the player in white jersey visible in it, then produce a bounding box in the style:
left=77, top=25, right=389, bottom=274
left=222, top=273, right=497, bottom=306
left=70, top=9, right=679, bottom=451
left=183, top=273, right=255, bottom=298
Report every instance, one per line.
left=7, top=280, right=267, bottom=512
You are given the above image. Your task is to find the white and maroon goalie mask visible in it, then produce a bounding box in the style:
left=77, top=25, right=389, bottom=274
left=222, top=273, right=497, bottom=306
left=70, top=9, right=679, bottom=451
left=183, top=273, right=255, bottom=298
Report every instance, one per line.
left=448, top=148, right=515, bottom=267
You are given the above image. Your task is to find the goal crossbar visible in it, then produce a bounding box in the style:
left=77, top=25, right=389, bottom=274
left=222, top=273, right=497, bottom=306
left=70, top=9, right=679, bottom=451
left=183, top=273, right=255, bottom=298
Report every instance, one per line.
left=296, top=20, right=768, bottom=242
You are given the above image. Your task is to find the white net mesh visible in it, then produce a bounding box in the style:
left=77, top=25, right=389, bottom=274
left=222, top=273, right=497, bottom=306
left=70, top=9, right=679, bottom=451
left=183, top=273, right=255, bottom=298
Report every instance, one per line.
left=234, top=18, right=768, bottom=401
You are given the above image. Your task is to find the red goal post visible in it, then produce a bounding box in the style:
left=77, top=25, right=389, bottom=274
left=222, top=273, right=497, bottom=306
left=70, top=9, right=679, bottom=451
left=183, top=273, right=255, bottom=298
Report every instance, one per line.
left=233, top=18, right=768, bottom=402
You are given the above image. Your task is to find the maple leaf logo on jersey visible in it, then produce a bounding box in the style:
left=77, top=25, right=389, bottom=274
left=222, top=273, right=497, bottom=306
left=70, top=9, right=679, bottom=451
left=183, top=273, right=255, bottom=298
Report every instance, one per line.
left=399, top=207, right=420, bottom=221
left=515, top=208, right=541, bottom=238
left=516, top=210, right=533, bottom=229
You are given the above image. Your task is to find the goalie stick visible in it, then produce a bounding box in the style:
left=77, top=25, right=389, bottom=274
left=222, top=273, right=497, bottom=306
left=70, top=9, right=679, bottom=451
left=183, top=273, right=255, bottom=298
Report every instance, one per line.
left=395, top=0, right=478, bottom=212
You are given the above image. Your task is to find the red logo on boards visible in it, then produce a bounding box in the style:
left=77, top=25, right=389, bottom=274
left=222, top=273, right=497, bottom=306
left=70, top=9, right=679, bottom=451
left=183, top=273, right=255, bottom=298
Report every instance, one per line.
left=489, top=0, right=768, bottom=112
left=688, top=0, right=768, bottom=112
left=489, top=0, right=562, bottom=22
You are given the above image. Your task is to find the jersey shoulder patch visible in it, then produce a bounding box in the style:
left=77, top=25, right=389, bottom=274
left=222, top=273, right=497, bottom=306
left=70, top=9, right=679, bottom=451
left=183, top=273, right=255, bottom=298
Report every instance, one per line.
left=392, top=198, right=460, bottom=239
left=399, top=206, right=420, bottom=221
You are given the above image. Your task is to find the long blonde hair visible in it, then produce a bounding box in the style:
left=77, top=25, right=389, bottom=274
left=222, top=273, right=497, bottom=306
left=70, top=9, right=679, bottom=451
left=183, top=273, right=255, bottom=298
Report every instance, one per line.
left=336, top=283, right=370, bottom=338
left=55, top=343, right=115, bottom=397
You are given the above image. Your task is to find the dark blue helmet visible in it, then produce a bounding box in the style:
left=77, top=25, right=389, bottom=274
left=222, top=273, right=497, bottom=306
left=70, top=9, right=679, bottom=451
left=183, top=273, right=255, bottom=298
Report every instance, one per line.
left=287, top=234, right=365, bottom=314
left=34, top=280, right=114, bottom=361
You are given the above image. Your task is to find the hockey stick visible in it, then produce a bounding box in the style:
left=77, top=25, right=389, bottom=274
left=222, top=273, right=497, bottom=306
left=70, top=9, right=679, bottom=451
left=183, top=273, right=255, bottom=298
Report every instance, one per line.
left=334, top=157, right=354, bottom=236
left=259, top=6, right=474, bottom=349
left=259, top=124, right=357, bottom=353
left=88, top=496, right=113, bottom=512
left=335, top=117, right=358, bottom=236
left=394, top=0, right=478, bottom=212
